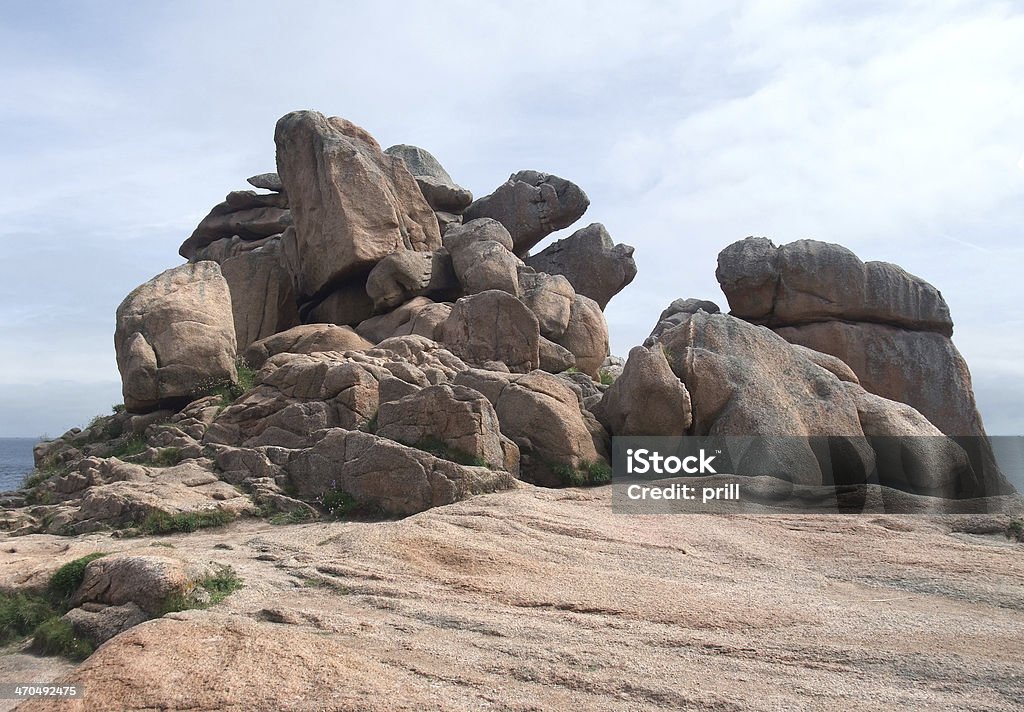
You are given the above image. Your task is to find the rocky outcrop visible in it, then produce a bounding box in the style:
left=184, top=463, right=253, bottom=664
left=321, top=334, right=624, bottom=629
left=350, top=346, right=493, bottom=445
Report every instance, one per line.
left=716, top=237, right=1012, bottom=495
left=274, top=111, right=441, bottom=304
left=651, top=310, right=982, bottom=497
left=179, top=204, right=291, bottom=261
left=247, top=172, right=284, bottom=192
left=463, top=170, right=590, bottom=255
left=525, top=223, right=637, bottom=309
left=242, top=324, right=373, bottom=369
left=644, top=297, right=720, bottom=346
left=356, top=297, right=452, bottom=344
left=115, top=262, right=237, bottom=413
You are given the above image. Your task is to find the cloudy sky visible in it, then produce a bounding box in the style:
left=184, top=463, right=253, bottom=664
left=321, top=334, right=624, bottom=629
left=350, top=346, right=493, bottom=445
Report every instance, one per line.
left=1, top=0, right=1022, bottom=438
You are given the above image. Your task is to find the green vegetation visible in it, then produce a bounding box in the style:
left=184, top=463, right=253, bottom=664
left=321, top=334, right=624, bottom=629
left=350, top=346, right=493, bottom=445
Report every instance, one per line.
left=159, top=565, right=242, bottom=614
left=269, top=509, right=314, bottom=526
left=599, top=370, right=617, bottom=386
left=110, top=433, right=147, bottom=459
left=1007, top=519, right=1024, bottom=543
left=138, top=509, right=235, bottom=535
left=319, top=488, right=357, bottom=519
left=112, top=403, right=126, bottom=414
left=0, top=592, right=56, bottom=645
left=48, top=553, right=107, bottom=605
left=0, top=552, right=109, bottom=661
left=555, top=459, right=613, bottom=487
left=411, top=437, right=489, bottom=468
left=28, top=618, right=93, bottom=661
left=148, top=447, right=183, bottom=468
left=198, top=361, right=258, bottom=408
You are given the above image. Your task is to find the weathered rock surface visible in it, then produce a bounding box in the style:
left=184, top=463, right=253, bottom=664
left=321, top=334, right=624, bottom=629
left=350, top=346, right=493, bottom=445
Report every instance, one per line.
left=274, top=111, right=441, bottom=302
left=525, top=223, right=637, bottom=309
left=356, top=297, right=452, bottom=344
left=220, top=241, right=300, bottom=351
left=443, top=218, right=522, bottom=296
left=656, top=310, right=993, bottom=496
left=441, top=290, right=540, bottom=372
left=644, top=297, right=720, bottom=346
left=716, top=237, right=953, bottom=334
left=10, top=489, right=1024, bottom=712
left=365, top=250, right=435, bottom=311
left=463, top=170, right=590, bottom=255
left=115, top=262, right=237, bottom=413
left=298, top=278, right=375, bottom=327
left=71, top=554, right=206, bottom=615
left=63, top=602, right=148, bottom=647
left=377, top=384, right=509, bottom=470
left=246, top=172, right=284, bottom=192
left=283, top=428, right=516, bottom=515
left=179, top=205, right=292, bottom=261
left=385, top=144, right=474, bottom=214
left=519, top=270, right=575, bottom=340
left=242, top=323, right=373, bottom=369
left=553, top=294, right=609, bottom=378
left=592, top=345, right=692, bottom=436
left=451, top=369, right=605, bottom=487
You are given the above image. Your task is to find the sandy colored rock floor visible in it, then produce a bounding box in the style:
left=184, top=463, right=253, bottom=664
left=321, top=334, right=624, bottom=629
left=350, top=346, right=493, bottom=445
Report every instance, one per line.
left=1, top=485, right=1022, bottom=711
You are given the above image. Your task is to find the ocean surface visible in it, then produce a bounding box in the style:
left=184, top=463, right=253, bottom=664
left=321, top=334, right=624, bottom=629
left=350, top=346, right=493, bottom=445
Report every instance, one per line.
left=0, top=438, right=38, bottom=492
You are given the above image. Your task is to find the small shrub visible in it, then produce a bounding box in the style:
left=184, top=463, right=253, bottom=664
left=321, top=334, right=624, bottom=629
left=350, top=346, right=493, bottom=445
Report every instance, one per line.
left=1007, top=519, right=1024, bottom=543
left=0, top=592, right=56, bottom=644
left=29, top=618, right=93, bottom=661
left=319, top=488, right=357, bottom=519
left=599, top=370, right=616, bottom=386
left=48, top=553, right=107, bottom=605
left=112, top=403, right=126, bottom=414
left=555, top=460, right=613, bottom=487
left=235, top=363, right=256, bottom=394
left=139, top=509, right=234, bottom=535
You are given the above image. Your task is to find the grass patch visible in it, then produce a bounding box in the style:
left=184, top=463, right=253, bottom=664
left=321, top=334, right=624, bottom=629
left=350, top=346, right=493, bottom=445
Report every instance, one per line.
left=47, top=553, right=106, bottom=605
left=29, top=618, right=93, bottom=661
left=411, top=437, right=489, bottom=468
left=269, top=509, right=314, bottom=526
left=159, top=565, right=242, bottom=614
left=599, top=370, right=617, bottom=386
left=138, top=509, right=235, bottom=535
left=0, top=592, right=57, bottom=645
left=111, top=433, right=147, bottom=460
left=148, top=447, right=183, bottom=468
left=555, top=459, right=613, bottom=487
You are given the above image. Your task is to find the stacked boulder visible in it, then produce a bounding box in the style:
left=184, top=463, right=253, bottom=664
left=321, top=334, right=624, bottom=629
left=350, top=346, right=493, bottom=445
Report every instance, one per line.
left=715, top=237, right=1012, bottom=494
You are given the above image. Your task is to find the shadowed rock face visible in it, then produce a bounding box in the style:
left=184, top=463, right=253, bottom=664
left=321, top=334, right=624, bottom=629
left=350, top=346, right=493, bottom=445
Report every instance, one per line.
left=463, top=170, right=590, bottom=256
left=115, top=262, right=237, bottom=413
left=525, top=223, right=637, bottom=309
left=273, top=110, right=441, bottom=303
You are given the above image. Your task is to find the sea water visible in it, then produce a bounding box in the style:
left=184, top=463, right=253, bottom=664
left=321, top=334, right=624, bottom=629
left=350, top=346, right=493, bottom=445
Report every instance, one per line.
left=0, top=438, right=38, bottom=492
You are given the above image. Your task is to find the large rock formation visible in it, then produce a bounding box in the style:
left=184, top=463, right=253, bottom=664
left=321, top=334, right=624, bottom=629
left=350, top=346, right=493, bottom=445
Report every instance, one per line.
left=441, top=290, right=540, bottom=372
left=273, top=111, right=441, bottom=304
left=115, top=262, right=237, bottom=413
left=716, top=237, right=1011, bottom=495
left=220, top=240, right=300, bottom=351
